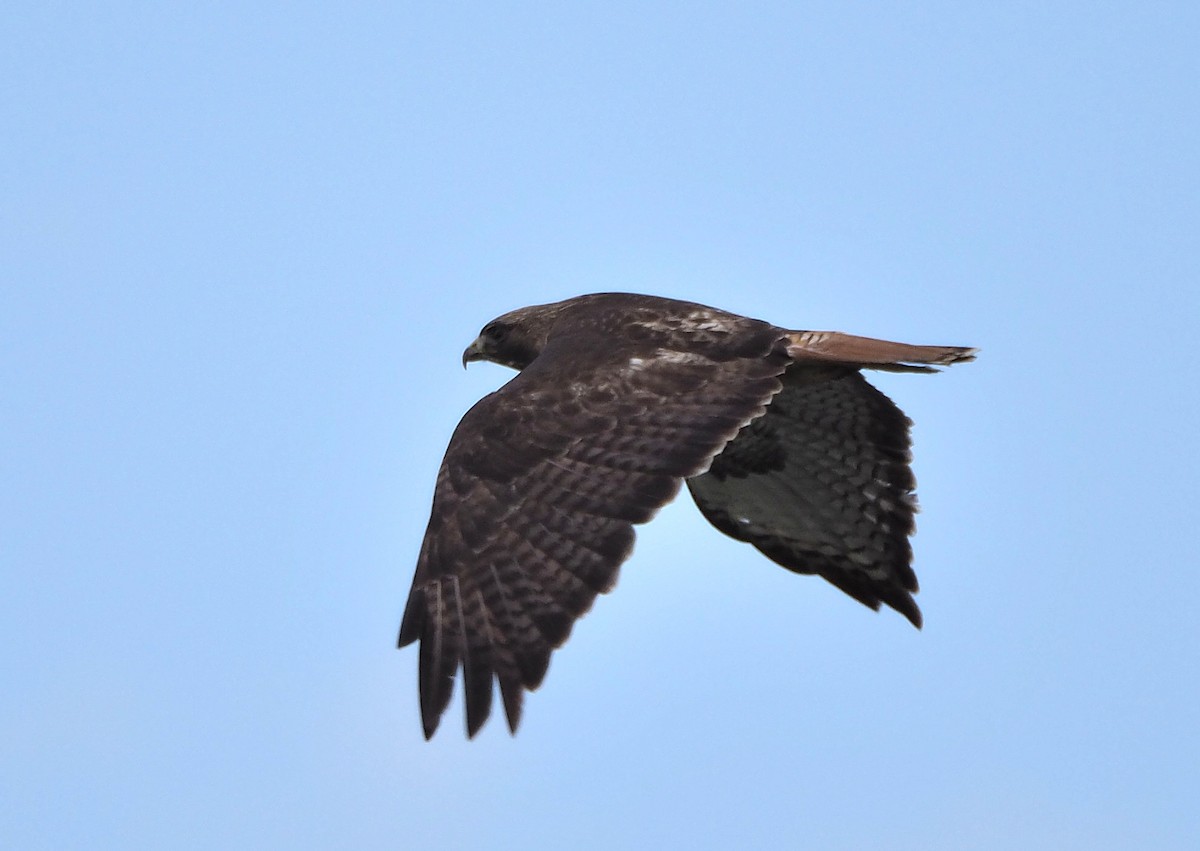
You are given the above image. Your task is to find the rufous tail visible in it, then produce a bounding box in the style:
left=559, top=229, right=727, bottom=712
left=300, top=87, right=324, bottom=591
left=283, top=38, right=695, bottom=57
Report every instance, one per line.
left=786, top=331, right=978, bottom=373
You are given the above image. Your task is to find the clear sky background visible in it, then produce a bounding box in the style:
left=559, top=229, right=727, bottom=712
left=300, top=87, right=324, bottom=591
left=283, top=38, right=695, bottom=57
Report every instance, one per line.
left=4, top=3, right=1198, bottom=849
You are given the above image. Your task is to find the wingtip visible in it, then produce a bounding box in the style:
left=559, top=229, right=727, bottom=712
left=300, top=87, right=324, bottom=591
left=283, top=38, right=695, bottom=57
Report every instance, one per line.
left=397, top=587, right=425, bottom=647
left=893, top=593, right=923, bottom=629
left=466, top=699, right=489, bottom=739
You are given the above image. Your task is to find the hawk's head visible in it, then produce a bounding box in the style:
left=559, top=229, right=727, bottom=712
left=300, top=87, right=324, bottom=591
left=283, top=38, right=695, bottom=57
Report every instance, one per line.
left=462, top=300, right=571, bottom=371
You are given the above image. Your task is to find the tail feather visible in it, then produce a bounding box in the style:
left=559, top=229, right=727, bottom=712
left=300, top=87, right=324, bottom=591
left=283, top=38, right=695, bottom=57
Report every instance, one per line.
left=786, top=331, right=977, bottom=372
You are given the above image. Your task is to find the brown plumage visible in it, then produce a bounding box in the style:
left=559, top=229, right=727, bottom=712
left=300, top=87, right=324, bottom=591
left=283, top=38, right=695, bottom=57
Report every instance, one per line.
left=399, top=293, right=975, bottom=738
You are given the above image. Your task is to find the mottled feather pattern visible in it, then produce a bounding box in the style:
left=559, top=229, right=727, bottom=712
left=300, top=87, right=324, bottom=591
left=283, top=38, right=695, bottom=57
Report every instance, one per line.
left=400, top=293, right=974, bottom=737
left=401, top=304, right=792, bottom=737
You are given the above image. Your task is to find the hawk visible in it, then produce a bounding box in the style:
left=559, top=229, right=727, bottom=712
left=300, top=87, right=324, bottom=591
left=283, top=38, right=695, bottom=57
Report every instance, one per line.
left=399, top=293, right=975, bottom=738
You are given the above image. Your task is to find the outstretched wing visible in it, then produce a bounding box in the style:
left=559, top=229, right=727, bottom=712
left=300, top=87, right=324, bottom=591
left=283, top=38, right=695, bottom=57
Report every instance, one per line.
left=687, top=365, right=926, bottom=627
left=400, top=333, right=789, bottom=738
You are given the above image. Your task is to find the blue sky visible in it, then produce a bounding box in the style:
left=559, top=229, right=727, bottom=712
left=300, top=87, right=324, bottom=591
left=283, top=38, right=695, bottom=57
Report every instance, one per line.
left=4, top=3, right=1198, bottom=848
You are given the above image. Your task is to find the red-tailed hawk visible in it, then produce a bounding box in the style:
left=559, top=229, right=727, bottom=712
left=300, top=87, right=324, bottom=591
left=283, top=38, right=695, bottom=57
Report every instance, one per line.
left=399, top=293, right=975, bottom=738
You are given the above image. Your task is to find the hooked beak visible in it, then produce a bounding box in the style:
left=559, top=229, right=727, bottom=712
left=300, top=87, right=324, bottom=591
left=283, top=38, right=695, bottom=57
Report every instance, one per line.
left=462, top=337, right=486, bottom=369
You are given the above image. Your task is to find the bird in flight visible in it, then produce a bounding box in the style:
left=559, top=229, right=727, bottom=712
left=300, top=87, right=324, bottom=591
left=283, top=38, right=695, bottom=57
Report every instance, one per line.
left=399, top=293, right=975, bottom=738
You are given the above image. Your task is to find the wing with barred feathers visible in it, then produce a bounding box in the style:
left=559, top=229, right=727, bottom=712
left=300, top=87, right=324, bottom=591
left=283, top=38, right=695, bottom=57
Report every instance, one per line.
left=400, top=323, right=791, bottom=738
left=686, top=334, right=974, bottom=627
left=688, top=366, right=924, bottom=626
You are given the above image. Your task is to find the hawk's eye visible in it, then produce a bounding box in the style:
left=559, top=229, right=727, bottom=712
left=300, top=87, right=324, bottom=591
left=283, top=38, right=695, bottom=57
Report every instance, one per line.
left=483, top=322, right=511, bottom=342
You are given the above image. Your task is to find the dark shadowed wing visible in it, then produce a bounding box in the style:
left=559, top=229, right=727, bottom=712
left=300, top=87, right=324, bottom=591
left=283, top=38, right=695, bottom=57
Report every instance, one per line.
left=687, top=365, right=925, bottom=627
left=399, top=332, right=790, bottom=738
